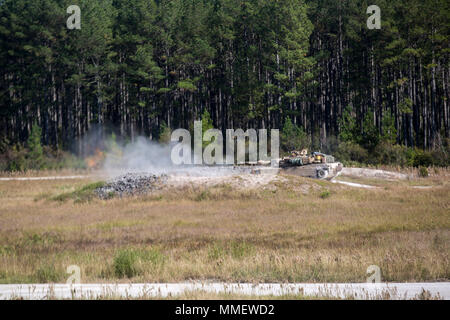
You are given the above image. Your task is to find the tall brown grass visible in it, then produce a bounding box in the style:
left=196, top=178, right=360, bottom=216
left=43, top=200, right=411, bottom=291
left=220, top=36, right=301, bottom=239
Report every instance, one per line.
left=0, top=172, right=448, bottom=284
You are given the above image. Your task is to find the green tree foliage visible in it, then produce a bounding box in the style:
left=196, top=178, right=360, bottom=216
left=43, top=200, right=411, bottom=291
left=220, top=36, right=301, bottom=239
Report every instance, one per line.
left=27, top=123, right=44, bottom=169
left=281, top=117, right=309, bottom=152
left=158, top=121, right=171, bottom=144
left=338, top=105, right=357, bottom=143
left=360, top=111, right=380, bottom=152
left=201, top=109, right=214, bottom=148
left=381, top=111, right=397, bottom=144
left=0, top=0, right=448, bottom=169
left=335, top=141, right=369, bottom=164
left=201, top=110, right=214, bottom=134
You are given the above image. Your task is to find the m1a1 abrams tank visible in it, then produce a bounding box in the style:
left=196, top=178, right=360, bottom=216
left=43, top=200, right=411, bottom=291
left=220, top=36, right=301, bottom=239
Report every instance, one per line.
left=279, top=149, right=343, bottom=180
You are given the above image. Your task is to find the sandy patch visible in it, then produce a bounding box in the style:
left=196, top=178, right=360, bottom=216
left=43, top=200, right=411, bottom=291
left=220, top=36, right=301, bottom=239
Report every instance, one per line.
left=341, top=167, right=410, bottom=180
left=167, top=167, right=284, bottom=190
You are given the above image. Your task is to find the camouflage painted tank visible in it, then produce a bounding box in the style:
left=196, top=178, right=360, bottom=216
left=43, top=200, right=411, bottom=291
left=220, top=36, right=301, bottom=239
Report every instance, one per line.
left=280, top=149, right=342, bottom=180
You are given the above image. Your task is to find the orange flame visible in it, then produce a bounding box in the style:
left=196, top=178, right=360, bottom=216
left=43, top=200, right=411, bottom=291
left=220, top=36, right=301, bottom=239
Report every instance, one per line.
left=85, top=149, right=105, bottom=169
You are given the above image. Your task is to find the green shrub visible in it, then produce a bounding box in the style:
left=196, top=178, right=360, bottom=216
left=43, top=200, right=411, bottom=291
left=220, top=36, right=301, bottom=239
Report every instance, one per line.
left=113, top=248, right=165, bottom=278
left=52, top=181, right=105, bottom=203
left=430, top=147, right=449, bottom=167
left=373, top=142, right=412, bottom=167
left=338, top=105, right=358, bottom=143
left=413, top=151, right=433, bottom=167
left=5, top=145, right=27, bottom=171
left=418, top=166, right=429, bottom=178
left=281, top=117, right=310, bottom=153
left=43, top=148, right=86, bottom=170
left=320, top=190, right=331, bottom=199
left=0, top=143, right=86, bottom=172
left=27, top=123, right=44, bottom=169
left=114, top=249, right=139, bottom=278
left=35, top=264, right=62, bottom=283
left=360, top=111, right=380, bottom=152
left=158, top=121, right=172, bottom=144
left=335, top=142, right=369, bottom=163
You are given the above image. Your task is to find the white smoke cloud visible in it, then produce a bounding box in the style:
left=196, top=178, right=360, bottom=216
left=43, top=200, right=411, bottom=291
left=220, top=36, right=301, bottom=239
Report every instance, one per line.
left=101, top=135, right=254, bottom=178
left=103, top=136, right=174, bottom=176
left=94, top=127, right=278, bottom=178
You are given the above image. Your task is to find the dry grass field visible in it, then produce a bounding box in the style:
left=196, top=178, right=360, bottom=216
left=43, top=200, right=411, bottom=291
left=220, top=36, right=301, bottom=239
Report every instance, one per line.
left=0, top=171, right=448, bottom=285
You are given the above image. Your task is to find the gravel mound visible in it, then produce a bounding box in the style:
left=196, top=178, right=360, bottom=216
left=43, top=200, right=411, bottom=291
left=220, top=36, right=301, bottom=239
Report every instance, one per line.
left=95, top=173, right=168, bottom=199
